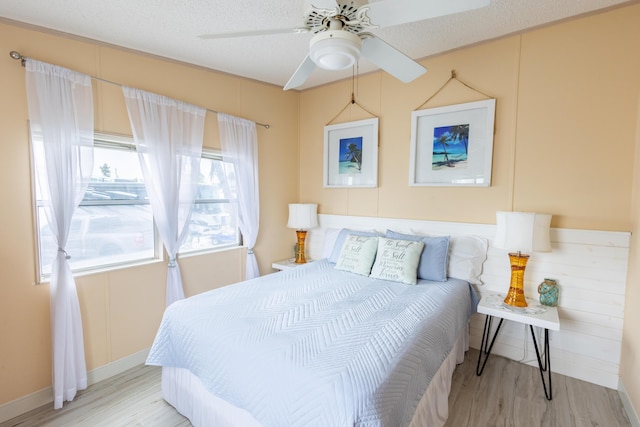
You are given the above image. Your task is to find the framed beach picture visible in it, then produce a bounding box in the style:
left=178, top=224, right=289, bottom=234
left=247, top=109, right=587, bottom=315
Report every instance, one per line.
left=324, top=118, right=378, bottom=188
left=409, top=99, right=496, bottom=186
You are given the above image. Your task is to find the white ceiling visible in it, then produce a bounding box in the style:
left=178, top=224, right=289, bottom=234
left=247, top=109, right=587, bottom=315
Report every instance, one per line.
left=1, top=0, right=634, bottom=90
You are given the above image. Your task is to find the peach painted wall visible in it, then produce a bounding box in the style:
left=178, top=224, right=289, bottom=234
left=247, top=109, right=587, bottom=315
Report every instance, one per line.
left=0, top=20, right=299, bottom=405
left=299, top=3, right=640, bottom=417
left=300, top=7, right=640, bottom=231
left=623, top=85, right=640, bottom=420
left=1, top=2, right=640, bottom=420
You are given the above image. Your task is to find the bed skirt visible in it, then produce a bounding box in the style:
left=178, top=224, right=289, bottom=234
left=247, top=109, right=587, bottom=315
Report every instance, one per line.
left=161, top=325, right=469, bottom=426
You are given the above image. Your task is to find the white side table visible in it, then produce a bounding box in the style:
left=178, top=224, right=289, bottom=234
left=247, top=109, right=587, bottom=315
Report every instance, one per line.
left=476, top=292, right=560, bottom=400
left=272, top=258, right=313, bottom=271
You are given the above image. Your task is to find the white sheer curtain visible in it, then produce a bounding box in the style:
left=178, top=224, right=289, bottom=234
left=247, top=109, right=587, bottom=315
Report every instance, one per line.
left=123, top=87, right=205, bottom=306
left=25, top=59, right=93, bottom=409
left=218, top=113, right=260, bottom=279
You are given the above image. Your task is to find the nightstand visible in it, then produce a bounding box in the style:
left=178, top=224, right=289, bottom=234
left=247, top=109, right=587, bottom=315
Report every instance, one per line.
left=271, top=258, right=313, bottom=271
left=476, top=292, right=560, bottom=400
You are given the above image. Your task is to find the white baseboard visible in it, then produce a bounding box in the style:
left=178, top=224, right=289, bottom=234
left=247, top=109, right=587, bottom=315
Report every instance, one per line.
left=619, top=379, right=640, bottom=427
left=0, top=348, right=150, bottom=424
left=86, top=348, right=149, bottom=385
left=0, top=385, right=53, bottom=425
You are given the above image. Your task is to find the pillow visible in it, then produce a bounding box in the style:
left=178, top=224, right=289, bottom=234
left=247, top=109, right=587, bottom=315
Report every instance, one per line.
left=328, top=228, right=380, bottom=264
left=334, top=234, right=379, bottom=276
left=385, top=230, right=450, bottom=282
left=321, top=228, right=341, bottom=259
left=448, top=235, right=488, bottom=285
left=370, top=237, right=424, bottom=285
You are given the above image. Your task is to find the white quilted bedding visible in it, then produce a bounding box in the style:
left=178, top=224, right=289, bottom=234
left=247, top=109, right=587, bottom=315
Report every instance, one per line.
left=146, top=259, right=478, bottom=427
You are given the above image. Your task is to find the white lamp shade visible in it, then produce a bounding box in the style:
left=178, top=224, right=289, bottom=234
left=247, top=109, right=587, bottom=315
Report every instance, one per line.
left=494, top=211, right=552, bottom=253
left=287, top=204, right=318, bottom=230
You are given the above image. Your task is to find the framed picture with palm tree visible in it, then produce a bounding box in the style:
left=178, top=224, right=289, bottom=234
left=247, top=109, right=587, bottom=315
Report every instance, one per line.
left=324, top=118, right=379, bottom=188
left=409, top=99, right=495, bottom=186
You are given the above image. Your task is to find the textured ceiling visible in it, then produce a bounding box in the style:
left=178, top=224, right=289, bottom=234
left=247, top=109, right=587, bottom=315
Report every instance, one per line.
left=0, top=0, right=634, bottom=90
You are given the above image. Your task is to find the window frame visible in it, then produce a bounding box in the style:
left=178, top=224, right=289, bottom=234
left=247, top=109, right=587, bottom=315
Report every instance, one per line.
left=178, top=148, right=242, bottom=256
left=31, top=134, right=241, bottom=283
left=32, top=132, right=162, bottom=283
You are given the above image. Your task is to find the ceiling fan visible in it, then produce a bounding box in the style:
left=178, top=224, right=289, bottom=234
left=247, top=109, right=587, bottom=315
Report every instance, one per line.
left=199, top=0, right=490, bottom=90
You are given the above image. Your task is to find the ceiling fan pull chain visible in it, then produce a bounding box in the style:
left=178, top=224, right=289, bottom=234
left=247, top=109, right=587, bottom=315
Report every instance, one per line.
left=326, top=62, right=377, bottom=125
left=352, top=65, right=356, bottom=103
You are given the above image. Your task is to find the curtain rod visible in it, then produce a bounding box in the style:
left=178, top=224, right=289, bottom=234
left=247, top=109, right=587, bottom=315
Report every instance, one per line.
left=9, top=51, right=270, bottom=129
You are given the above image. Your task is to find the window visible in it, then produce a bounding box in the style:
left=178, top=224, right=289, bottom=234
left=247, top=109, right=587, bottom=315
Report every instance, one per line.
left=35, top=134, right=158, bottom=279
left=34, top=134, right=239, bottom=281
left=179, top=151, right=240, bottom=254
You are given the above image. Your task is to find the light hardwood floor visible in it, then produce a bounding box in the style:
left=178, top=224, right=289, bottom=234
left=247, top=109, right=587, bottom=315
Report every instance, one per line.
left=2, top=348, right=631, bottom=427
left=445, top=349, right=631, bottom=427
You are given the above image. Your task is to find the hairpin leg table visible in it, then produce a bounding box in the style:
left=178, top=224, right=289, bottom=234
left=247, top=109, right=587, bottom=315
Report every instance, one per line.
left=475, top=292, right=560, bottom=400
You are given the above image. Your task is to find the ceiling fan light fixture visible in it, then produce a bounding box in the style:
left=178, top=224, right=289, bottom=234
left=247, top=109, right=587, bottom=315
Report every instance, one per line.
left=309, top=30, right=362, bottom=71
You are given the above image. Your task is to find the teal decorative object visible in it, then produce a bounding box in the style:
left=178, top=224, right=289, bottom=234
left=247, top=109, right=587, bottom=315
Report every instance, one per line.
left=538, top=278, right=559, bottom=307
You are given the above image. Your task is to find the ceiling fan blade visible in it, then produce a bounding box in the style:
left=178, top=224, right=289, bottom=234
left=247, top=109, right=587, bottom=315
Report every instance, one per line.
left=199, top=27, right=308, bottom=40
left=284, top=55, right=317, bottom=90
left=365, top=0, right=490, bottom=28
left=361, top=36, right=426, bottom=83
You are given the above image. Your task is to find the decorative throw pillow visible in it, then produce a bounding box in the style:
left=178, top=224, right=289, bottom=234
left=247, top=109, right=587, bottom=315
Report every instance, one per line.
left=370, top=237, right=424, bottom=285
left=334, top=234, right=379, bottom=276
left=328, top=228, right=380, bottom=264
left=385, top=230, right=450, bottom=282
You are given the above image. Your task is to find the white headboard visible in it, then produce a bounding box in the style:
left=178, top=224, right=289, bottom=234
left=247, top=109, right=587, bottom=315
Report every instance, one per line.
left=306, top=213, right=630, bottom=390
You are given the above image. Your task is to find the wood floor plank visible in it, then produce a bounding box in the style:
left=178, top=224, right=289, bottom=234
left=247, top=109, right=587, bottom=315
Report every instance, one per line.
left=0, top=365, right=189, bottom=427
left=445, top=348, right=631, bottom=427
left=1, top=349, right=631, bottom=426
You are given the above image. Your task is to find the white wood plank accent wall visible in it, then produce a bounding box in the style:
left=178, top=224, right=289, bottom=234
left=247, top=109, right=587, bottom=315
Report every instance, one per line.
left=306, top=214, right=630, bottom=390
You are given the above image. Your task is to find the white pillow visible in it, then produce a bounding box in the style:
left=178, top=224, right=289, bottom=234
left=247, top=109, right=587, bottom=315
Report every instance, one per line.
left=321, top=228, right=341, bottom=259
left=370, top=237, right=424, bottom=285
left=447, top=235, right=488, bottom=285
left=335, top=234, right=379, bottom=276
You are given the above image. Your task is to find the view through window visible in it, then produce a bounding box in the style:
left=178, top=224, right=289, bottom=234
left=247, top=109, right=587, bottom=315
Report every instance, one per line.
left=35, top=134, right=239, bottom=280
left=180, top=151, right=240, bottom=253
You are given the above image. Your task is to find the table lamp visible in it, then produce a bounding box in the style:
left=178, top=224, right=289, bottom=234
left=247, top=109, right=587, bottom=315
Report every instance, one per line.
left=287, top=203, right=318, bottom=264
left=494, top=211, right=552, bottom=307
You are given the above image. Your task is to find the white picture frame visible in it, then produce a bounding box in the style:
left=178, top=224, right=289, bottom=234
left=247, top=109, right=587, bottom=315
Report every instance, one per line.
left=409, top=99, right=496, bottom=186
left=324, top=118, right=379, bottom=188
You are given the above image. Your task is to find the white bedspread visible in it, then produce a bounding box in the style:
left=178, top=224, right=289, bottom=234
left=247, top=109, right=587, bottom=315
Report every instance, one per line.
left=147, top=259, right=478, bottom=427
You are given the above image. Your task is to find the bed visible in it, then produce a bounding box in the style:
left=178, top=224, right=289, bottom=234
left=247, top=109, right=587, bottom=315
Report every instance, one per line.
left=147, top=228, right=487, bottom=426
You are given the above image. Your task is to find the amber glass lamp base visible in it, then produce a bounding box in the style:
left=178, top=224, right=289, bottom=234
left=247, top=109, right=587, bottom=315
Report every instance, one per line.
left=504, top=252, right=529, bottom=307
left=294, top=230, right=308, bottom=264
